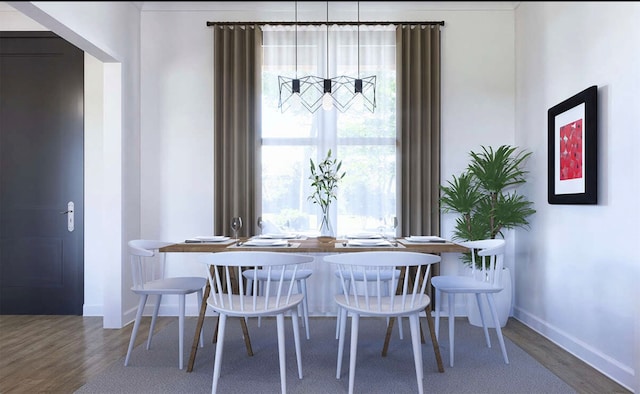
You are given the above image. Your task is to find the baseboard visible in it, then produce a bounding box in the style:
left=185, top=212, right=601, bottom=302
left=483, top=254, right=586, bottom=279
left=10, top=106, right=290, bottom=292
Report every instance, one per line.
left=88, top=301, right=215, bottom=328
left=83, top=304, right=103, bottom=316
left=513, top=307, right=634, bottom=392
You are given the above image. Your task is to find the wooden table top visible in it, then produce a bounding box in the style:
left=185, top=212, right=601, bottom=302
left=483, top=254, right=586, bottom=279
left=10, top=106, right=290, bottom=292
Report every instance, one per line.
left=160, top=237, right=468, bottom=254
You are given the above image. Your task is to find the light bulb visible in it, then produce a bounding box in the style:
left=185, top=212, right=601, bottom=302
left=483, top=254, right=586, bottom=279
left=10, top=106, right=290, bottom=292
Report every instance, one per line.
left=291, top=92, right=301, bottom=107
left=352, top=93, right=364, bottom=111
left=322, top=93, right=333, bottom=111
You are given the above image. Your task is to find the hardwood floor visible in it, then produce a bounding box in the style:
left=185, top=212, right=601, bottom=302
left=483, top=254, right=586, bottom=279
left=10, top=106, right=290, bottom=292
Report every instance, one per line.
left=502, top=318, right=630, bottom=394
left=0, top=315, right=630, bottom=393
left=0, top=315, right=173, bottom=393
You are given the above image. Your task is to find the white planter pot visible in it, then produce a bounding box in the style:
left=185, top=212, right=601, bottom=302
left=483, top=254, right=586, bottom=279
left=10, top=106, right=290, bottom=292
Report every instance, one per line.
left=466, top=267, right=512, bottom=328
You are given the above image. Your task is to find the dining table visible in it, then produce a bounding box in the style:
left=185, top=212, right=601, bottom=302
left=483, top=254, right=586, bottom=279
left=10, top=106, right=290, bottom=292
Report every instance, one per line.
left=160, top=236, right=468, bottom=373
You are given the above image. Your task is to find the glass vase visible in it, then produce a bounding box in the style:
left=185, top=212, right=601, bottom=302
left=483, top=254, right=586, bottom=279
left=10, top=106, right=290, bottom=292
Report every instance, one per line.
left=319, top=206, right=334, bottom=238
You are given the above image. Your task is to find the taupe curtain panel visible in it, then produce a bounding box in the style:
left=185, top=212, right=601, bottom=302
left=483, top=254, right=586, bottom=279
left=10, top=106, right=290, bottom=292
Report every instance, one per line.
left=396, top=24, right=442, bottom=238
left=212, top=24, right=441, bottom=238
left=212, top=25, right=262, bottom=237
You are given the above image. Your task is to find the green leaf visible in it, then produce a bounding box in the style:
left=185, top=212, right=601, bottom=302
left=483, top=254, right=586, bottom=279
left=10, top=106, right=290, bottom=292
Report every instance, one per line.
left=440, top=145, right=535, bottom=268
left=308, top=150, right=347, bottom=212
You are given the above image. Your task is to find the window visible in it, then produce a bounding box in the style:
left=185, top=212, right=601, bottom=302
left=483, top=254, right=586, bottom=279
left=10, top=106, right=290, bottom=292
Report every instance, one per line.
left=261, top=25, right=397, bottom=236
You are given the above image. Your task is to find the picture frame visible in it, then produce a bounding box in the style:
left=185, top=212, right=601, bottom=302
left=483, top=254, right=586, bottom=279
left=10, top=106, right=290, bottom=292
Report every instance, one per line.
left=547, top=85, right=598, bottom=204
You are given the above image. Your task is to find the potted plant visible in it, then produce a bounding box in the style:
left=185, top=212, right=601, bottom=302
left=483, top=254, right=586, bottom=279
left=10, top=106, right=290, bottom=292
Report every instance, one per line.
left=440, top=145, right=535, bottom=326
left=308, top=149, right=346, bottom=240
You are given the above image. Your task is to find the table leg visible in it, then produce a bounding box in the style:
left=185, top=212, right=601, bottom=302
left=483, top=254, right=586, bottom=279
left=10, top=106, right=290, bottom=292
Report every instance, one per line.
left=382, top=316, right=427, bottom=357
left=381, top=317, right=395, bottom=356
left=187, top=279, right=210, bottom=372
left=228, top=266, right=254, bottom=356
left=424, top=304, right=445, bottom=373
left=381, top=265, right=444, bottom=373
left=186, top=266, right=254, bottom=373
left=211, top=317, right=254, bottom=357
left=383, top=266, right=425, bottom=355
left=239, top=318, right=253, bottom=355
left=424, top=270, right=444, bottom=372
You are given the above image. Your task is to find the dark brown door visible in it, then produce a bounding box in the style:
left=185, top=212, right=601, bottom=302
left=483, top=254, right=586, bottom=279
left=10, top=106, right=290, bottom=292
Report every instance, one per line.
left=0, top=31, right=84, bottom=314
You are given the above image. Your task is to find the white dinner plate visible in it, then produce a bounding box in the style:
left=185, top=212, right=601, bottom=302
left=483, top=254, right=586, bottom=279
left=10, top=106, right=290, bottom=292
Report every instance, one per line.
left=346, top=233, right=382, bottom=239
left=243, top=239, right=289, bottom=247
left=348, top=239, right=392, bottom=246
left=404, top=235, right=445, bottom=243
left=194, top=235, right=230, bottom=242
left=257, top=233, right=298, bottom=239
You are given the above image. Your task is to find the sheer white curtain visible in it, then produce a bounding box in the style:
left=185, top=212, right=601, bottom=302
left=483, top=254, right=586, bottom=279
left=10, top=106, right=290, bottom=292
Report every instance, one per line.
left=261, top=25, right=396, bottom=315
left=261, top=25, right=397, bottom=237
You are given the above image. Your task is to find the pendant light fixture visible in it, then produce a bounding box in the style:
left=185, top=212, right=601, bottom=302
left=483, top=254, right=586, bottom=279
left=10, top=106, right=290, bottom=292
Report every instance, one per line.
left=278, top=1, right=326, bottom=113
left=353, top=1, right=376, bottom=112
left=277, top=1, right=377, bottom=114
left=321, top=1, right=333, bottom=111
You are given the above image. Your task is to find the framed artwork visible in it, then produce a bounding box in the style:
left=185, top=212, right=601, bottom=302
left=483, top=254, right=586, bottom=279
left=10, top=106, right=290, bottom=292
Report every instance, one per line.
left=547, top=85, right=598, bottom=204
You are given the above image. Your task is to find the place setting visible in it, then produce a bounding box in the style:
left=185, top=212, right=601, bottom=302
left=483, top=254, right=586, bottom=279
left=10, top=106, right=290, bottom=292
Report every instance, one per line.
left=229, top=238, right=301, bottom=248
left=337, top=233, right=403, bottom=249
left=338, top=239, right=398, bottom=248
left=399, top=235, right=448, bottom=245
left=224, top=216, right=301, bottom=248
left=183, top=235, right=233, bottom=244
left=254, top=233, right=304, bottom=240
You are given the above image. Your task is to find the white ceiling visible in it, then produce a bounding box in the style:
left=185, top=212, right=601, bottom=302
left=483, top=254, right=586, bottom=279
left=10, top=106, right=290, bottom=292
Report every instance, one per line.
left=1, top=2, right=520, bottom=24
left=2, top=2, right=520, bottom=14
left=135, top=2, right=520, bottom=12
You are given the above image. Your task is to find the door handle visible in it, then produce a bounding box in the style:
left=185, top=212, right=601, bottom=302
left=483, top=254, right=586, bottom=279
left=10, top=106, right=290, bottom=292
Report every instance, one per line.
left=61, top=201, right=74, bottom=232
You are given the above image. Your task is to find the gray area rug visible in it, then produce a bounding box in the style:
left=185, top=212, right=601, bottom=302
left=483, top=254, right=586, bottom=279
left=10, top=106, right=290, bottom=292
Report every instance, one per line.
left=76, top=316, right=575, bottom=393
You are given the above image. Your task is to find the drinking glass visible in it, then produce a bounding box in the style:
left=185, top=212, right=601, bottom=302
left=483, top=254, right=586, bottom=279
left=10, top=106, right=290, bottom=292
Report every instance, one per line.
left=231, top=216, right=243, bottom=242
left=257, top=216, right=263, bottom=235
left=384, top=216, right=399, bottom=243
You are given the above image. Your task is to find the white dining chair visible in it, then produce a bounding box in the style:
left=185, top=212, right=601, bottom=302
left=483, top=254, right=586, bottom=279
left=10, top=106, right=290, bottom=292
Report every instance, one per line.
left=431, top=238, right=509, bottom=367
left=242, top=267, right=314, bottom=339
left=203, top=251, right=315, bottom=394
left=124, top=239, right=206, bottom=370
left=333, top=268, right=402, bottom=340
left=324, top=251, right=441, bottom=394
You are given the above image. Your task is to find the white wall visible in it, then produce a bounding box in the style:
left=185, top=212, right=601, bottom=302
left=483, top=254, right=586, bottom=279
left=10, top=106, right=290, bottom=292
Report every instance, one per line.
left=139, top=1, right=517, bottom=315
left=514, top=2, right=640, bottom=391
left=139, top=2, right=639, bottom=390
left=84, top=53, right=105, bottom=317
left=3, top=1, right=637, bottom=390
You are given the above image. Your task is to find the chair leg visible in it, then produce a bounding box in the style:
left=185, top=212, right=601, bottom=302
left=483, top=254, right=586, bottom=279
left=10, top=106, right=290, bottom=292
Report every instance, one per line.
left=409, top=314, right=425, bottom=394
left=434, top=288, right=441, bottom=340
left=257, top=281, right=263, bottom=328
left=335, top=307, right=341, bottom=340
left=211, top=313, right=227, bottom=394
left=475, top=293, right=492, bottom=348
left=276, top=313, right=288, bottom=394
left=245, top=279, right=253, bottom=328
left=290, top=309, right=303, bottom=379
left=486, top=294, right=509, bottom=364
left=299, top=279, right=310, bottom=340
left=125, top=294, right=148, bottom=366
left=178, top=294, right=185, bottom=370
left=384, top=283, right=403, bottom=340
left=336, top=307, right=348, bottom=379
left=196, top=289, right=204, bottom=348
left=147, top=294, right=162, bottom=350
left=348, top=313, right=360, bottom=394
left=335, top=281, right=351, bottom=339
left=447, top=292, right=455, bottom=367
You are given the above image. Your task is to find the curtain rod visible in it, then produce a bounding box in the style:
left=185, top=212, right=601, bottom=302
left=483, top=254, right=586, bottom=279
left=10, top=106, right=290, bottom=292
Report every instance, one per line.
left=206, top=21, right=444, bottom=27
